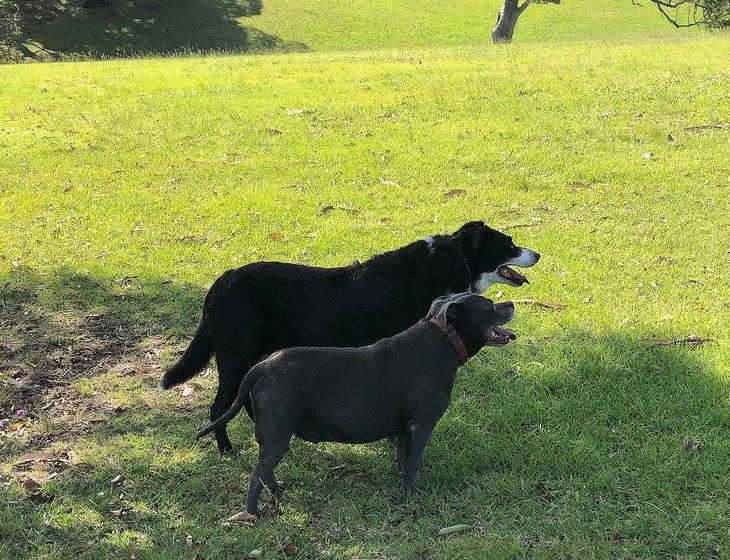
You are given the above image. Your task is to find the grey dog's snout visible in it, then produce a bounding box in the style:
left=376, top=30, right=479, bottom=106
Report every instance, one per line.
left=495, top=301, right=515, bottom=321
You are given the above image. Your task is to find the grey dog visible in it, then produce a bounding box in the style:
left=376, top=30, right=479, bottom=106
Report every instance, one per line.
left=197, top=292, right=516, bottom=517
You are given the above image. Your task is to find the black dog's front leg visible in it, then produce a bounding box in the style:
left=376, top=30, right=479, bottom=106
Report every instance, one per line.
left=401, top=423, right=434, bottom=493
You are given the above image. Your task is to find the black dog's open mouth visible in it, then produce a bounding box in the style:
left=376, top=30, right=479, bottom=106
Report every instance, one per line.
left=487, top=325, right=516, bottom=345
left=498, top=265, right=529, bottom=285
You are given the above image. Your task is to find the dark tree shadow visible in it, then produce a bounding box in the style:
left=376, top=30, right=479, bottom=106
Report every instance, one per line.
left=0, top=267, right=204, bottom=417
left=21, top=0, right=307, bottom=59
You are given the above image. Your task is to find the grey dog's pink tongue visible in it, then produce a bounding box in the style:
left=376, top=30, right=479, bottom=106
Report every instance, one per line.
left=492, top=325, right=516, bottom=340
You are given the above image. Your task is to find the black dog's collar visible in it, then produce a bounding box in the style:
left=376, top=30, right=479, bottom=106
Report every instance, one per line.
left=428, top=318, right=469, bottom=366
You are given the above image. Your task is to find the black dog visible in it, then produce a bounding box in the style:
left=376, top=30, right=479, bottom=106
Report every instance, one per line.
left=163, top=220, right=539, bottom=453
left=197, top=293, right=516, bottom=517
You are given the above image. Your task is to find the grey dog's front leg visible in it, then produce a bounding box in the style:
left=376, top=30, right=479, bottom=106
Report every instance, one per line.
left=402, top=423, right=434, bottom=493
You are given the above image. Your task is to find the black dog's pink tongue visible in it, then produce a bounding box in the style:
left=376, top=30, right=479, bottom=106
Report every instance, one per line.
left=493, top=325, right=516, bottom=340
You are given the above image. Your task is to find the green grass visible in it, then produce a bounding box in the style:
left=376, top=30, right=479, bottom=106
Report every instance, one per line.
left=19, top=0, right=706, bottom=60
left=1, top=37, right=729, bottom=559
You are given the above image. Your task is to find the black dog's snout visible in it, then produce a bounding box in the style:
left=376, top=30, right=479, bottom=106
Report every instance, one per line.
left=533, top=252, right=541, bottom=262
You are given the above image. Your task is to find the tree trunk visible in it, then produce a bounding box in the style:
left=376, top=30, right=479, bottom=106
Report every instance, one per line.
left=491, top=0, right=560, bottom=44
left=492, top=0, right=526, bottom=43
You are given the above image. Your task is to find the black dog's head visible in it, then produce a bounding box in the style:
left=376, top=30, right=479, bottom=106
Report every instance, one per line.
left=450, top=221, right=540, bottom=292
left=427, top=292, right=516, bottom=358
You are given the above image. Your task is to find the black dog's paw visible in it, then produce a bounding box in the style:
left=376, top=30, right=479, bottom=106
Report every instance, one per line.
left=402, top=482, right=423, bottom=495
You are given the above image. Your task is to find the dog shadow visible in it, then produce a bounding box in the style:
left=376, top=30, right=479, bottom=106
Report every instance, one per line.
left=2, top=269, right=727, bottom=556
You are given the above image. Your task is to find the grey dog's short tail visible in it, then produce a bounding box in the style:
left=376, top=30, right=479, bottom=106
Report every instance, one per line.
left=160, top=318, right=214, bottom=389
left=196, top=365, right=264, bottom=438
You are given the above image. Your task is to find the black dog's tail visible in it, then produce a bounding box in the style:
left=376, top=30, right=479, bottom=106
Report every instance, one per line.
left=196, top=364, right=265, bottom=439
left=160, top=318, right=214, bottom=389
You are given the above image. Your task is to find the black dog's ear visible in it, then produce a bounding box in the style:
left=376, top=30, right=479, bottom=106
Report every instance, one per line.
left=452, top=222, right=493, bottom=255
left=451, top=221, right=485, bottom=237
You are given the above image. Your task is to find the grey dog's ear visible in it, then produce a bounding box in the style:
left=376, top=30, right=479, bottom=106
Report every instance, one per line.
left=427, top=292, right=473, bottom=326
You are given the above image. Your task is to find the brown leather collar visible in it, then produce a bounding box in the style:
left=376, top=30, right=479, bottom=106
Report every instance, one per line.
left=428, top=318, right=469, bottom=366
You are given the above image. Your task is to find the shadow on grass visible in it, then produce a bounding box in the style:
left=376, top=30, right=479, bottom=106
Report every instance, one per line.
left=1, top=268, right=728, bottom=557
left=21, top=0, right=308, bottom=60
left=0, top=267, right=204, bottom=417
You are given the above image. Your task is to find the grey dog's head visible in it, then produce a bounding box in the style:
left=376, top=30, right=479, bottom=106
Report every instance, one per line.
left=427, top=292, right=516, bottom=357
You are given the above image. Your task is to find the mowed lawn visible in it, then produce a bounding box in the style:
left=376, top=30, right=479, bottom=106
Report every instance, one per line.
left=1, top=38, right=729, bottom=559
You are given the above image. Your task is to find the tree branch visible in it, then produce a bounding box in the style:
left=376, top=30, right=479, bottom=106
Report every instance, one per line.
left=516, top=0, right=531, bottom=16
left=651, top=0, right=711, bottom=27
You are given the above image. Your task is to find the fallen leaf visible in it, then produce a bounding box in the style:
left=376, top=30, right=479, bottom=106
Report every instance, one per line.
left=328, top=464, right=347, bottom=478
left=568, top=181, right=590, bottom=188
left=505, top=220, right=542, bottom=230
left=186, top=535, right=194, bottom=547
left=667, top=134, right=677, bottom=141
left=640, top=151, right=655, bottom=159
left=640, top=336, right=712, bottom=346
left=336, top=203, right=358, bottom=214
left=513, top=299, right=566, bottom=311
left=22, top=478, right=42, bottom=493
left=287, top=108, right=316, bottom=116
left=444, top=188, right=466, bottom=199
left=248, top=549, right=262, bottom=558
left=527, top=536, right=550, bottom=548
left=15, top=451, right=55, bottom=465
left=682, top=437, right=700, bottom=453
left=28, top=492, right=54, bottom=504
left=228, top=511, right=258, bottom=524
left=583, top=295, right=592, bottom=303
left=438, top=524, right=473, bottom=536
left=268, top=231, right=285, bottom=241
left=283, top=544, right=299, bottom=555
left=379, top=178, right=398, bottom=186
left=128, top=538, right=138, bottom=560
left=110, top=474, right=125, bottom=485
left=683, top=123, right=726, bottom=131
left=181, top=385, right=195, bottom=397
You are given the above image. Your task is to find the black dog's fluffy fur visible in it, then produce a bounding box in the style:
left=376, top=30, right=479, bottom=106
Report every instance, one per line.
left=196, top=293, right=516, bottom=517
left=162, top=221, right=536, bottom=453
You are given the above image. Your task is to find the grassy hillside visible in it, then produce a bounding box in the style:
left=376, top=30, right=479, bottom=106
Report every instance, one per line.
left=18, top=0, right=705, bottom=60
left=1, top=38, right=729, bottom=558
left=246, top=0, right=702, bottom=50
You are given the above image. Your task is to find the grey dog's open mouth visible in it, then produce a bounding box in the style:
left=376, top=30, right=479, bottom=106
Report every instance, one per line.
left=498, top=265, right=529, bottom=285
left=487, top=325, right=516, bottom=345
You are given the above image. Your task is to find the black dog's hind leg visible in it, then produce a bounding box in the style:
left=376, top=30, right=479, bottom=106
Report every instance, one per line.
left=211, top=343, right=259, bottom=453
left=402, top=423, right=434, bottom=494
left=396, top=433, right=410, bottom=474
left=209, top=300, right=263, bottom=454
